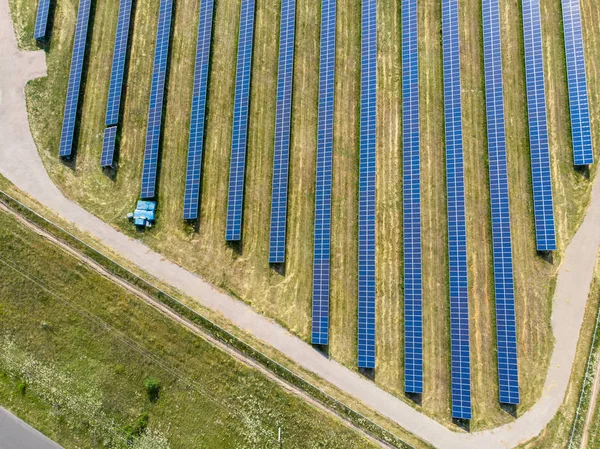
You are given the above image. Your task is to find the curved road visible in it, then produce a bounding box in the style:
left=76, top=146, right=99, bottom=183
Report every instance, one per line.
left=1, top=1, right=599, bottom=448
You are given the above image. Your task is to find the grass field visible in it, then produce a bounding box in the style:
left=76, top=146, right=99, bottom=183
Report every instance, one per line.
left=8, top=0, right=600, bottom=430
left=0, top=208, right=383, bottom=449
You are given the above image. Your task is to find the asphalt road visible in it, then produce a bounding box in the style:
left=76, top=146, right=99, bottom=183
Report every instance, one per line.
left=0, top=407, right=62, bottom=449
left=1, top=0, right=599, bottom=448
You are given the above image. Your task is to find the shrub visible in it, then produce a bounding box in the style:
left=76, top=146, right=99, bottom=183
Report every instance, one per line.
left=144, top=377, right=161, bottom=403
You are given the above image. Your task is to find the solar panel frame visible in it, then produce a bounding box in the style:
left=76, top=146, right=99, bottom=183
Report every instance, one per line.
left=311, top=0, right=336, bottom=346
left=521, top=0, right=557, bottom=251
left=482, top=0, right=520, bottom=406
left=402, top=0, right=423, bottom=394
left=358, top=0, right=377, bottom=370
left=183, top=0, right=216, bottom=220
left=58, top=0, right=92, bottom=158
left=561, top=0, right=594, bottom=166
left=442, top=0, right=472, bottom=420
left=268, top=0, right=297, bottom=264
left=225, top=0, right=257, bottom=241
left=100, top=127, right=118, bottom=167
left=34, top=0, right=51, bottom=40
left=105, top=0, right=134, bottom=127
left=140, top=0, right=174, bottom=199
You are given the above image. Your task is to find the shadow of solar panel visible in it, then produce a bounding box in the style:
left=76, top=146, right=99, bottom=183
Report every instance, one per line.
left=561, top=0, right=594, bottom=166
left=105, top=0, right=133, bottom=127
left=482, top=0, right=520, bottom=405
left=402, top=0, right=423, bottom=394
left=226, top=0, right=257, bottom=241
left=311, top=0, right=336, bottom=346
left=34, top=0, right=51, bottom=40
left=58, top=0, right=92, bottom=158
left=183, top=0, right=215, bottom=221
left=268, top=0, right=297, bottom=264
left=140, top=0, right=173, bottom=199
left=358, top=0, right=376, bottom=370
left=100, top=127, right=118, bottom=168
left=442, top=0, right=471, bottom=420
left=521, top=0, right=557, bottom=251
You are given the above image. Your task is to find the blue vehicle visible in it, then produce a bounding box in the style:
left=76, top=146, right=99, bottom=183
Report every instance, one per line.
left=127, top=201, right=156, bottom=228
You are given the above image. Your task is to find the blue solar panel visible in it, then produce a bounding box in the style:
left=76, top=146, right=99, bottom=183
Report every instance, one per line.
left=105, top=0, right=133, bottom=127
left=225, top=0, right=257, bottom=241
left=34, top=0, right=51, bottom=40
left=100, top=127, right=118, bottom=167
left=521, top=0, right=557, bottom=251
left=442, top=0, right=471, bottom=420
left=140, top=0, right=173, bottom=199
left=311, top=0, right=336, bottom=346
left=268, top=0, right=297, bottom=264
left=183, top=0, right=215, bottom=220
left=561, top=0, right=594, bottom=166
left=482, top=0, right=520, bottom=406
left=402, top=0, right=422, bottom=394
left=58, top=0, right=92, bottom=158
left=358, top=0, right=376, bottom=370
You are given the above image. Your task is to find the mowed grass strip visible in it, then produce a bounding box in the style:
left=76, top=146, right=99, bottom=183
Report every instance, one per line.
left=0, top=209, right=381, bottom=449
left=8, top=0, right=599, bottom=430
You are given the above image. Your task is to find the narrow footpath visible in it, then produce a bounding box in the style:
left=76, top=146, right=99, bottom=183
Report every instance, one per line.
left=1, top=1, right=600, bottom=448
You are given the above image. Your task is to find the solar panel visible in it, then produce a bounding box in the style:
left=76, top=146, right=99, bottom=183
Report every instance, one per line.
left=311, top=0, right=336, bottom=346
left=402, top=0, right=423, bottom=394
left=225, top=0, right=257, bottom=241
left=105, top=0, right=134, bottom=127
left=268, top=0, right=297, bottom=263
left=100, top=126, right=118, bottom=167
left=442, top=0, right=471, bottom=420
left=34, top=0, right=51, bottom=40
left=140, top=0, right=173, bottom=199
left=482, top=0, right=520, bottom=406
left=521, top=0, right=557, bottom=251
left=183, top=0, right=215, bottom=220
left=58, top=0, right=92, bottom=158
left=358, top=0, right=376, bottom=370
left=561, top=0, right=594, bottom=166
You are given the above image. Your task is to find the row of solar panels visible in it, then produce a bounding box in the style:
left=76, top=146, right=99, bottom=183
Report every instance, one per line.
left=50, top=0, right=594, bottom=421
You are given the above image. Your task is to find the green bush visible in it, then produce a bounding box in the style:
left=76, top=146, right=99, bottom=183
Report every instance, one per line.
left=143, top=377, right=161, bottom=403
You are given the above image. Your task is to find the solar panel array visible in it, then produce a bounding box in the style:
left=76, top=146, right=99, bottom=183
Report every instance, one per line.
left=34, top=0, right=51, bottom=40
left=482, top=0, right=520, bottom=406
left=58, top=0, right=92, bottom=158
left=268, top=0, right=297, bottom=264
left=561, top=0, right=594, bottom=166
left=226, top=0, right=257, bottom=241
left=358, top=0, right=376, bottom=370
left=311, top=0, right=336, bottom=346
left=402, top=0, right=423, bottom=394
left=140, top=0, right=173, bottom=199
left=101, top=127, right=118, bottom=167
left=521, top=0, right=557, bottom=251
left=183, top=0, right=216, bottom=220
left=105, top=0, right=134, bottom=127
left=442, top=0, right=472, bottom=420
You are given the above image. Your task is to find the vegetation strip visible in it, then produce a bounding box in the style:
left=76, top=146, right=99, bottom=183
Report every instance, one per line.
left=0, top=189, right=416, bottom=449
left=568, top=286, right=600, bottom=448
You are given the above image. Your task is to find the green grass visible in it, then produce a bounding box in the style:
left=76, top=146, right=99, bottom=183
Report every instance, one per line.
left=0, top=208, right=383, bottom=449
left=9, top=0, right=600, bottom=430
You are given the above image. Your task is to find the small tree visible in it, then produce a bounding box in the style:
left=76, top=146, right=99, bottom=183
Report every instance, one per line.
left=144, top=377, right=161, bottom=403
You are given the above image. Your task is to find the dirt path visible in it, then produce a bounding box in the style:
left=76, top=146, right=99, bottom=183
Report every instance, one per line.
left=2, top=0, right=600, bottom=448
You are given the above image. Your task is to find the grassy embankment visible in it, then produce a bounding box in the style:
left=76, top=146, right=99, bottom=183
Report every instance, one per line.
left=0, top=208, right=383, bottom=449
left=9, top=0, right=599, bottom=429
